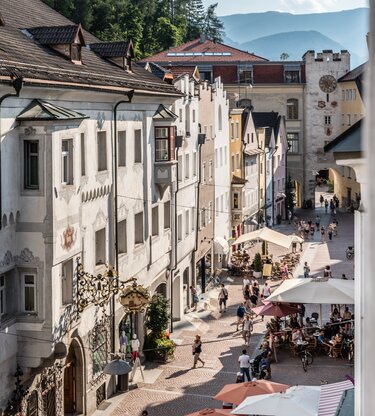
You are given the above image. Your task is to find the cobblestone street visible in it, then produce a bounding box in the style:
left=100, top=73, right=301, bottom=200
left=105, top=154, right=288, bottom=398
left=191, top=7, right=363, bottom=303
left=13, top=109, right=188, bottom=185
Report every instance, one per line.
left=97, top=196, right=355, bottom=416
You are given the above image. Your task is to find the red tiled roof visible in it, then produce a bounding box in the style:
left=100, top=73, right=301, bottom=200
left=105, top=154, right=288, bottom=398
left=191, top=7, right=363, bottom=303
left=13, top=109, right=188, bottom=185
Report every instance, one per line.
left=140, top=38, right=267, bottom=64
left=168, top=66, right=197, bottom=78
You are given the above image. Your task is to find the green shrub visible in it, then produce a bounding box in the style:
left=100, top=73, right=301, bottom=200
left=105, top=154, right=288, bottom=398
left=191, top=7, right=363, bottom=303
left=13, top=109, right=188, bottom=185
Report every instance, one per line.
left=254, top=252, right=262, bottom=272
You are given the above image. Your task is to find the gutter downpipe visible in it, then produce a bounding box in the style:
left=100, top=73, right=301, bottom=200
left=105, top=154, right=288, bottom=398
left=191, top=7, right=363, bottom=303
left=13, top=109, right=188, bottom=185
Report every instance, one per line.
left=0, top=77, right=23, bottom=231
left=112, top=91, right=134, bottom=375
left=193, top=133, right=206, bottom=292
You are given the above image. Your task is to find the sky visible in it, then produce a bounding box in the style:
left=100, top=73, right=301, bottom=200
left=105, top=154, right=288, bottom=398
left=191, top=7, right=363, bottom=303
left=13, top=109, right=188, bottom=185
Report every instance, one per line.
left=202, top=0, right=369, bottom=16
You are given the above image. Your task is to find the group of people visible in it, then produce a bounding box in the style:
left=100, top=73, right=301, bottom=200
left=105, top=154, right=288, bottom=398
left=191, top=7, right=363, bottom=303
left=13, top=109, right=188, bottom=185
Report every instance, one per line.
left=320, top=194, right=339, bottom=214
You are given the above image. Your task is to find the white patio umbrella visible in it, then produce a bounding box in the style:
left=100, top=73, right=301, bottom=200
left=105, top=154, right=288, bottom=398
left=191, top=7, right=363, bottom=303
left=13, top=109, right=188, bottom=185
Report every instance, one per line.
left=266, top=277, right=354, bottom=326
left=231, top=385, right=321, bottom=416
left=266, top=278, right=354, bottom=305
left=233, top=227, right=292, bottom=249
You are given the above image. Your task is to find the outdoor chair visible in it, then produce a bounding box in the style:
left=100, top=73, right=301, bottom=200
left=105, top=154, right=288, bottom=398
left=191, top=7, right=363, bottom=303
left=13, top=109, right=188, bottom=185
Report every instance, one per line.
left=332, top=343, right=344, bottom=359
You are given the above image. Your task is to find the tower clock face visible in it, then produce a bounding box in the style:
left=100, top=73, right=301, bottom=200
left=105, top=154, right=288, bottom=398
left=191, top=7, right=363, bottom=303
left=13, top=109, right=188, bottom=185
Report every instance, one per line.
left=319, top=75, right=337, bottom=93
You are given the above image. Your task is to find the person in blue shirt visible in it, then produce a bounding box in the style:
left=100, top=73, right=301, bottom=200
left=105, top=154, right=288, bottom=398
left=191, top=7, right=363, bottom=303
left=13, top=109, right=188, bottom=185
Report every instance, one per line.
left=236, top=302, right=246, bottom=331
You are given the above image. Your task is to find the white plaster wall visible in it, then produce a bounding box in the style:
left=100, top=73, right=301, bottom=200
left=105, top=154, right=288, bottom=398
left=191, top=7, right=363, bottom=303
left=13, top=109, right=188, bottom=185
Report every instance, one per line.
left=213, top=78, right=231, bottom=243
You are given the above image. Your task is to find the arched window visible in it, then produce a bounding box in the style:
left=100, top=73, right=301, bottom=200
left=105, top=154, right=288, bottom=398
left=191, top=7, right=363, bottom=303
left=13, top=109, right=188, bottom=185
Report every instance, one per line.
left=218, top=104, right=222, bottom=131
left=287, top=98, right=298, bottom=120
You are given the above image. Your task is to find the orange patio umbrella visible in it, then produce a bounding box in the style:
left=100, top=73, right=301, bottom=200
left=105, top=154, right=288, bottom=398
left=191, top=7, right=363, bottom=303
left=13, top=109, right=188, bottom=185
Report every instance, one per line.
left=213, top=380, right=290, bottom=406
left=185, top=409, right=234, bottom=416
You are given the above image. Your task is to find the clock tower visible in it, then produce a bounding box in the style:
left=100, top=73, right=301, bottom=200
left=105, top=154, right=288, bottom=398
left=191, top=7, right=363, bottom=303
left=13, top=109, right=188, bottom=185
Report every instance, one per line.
left=303, top=50, right=350, bottom=203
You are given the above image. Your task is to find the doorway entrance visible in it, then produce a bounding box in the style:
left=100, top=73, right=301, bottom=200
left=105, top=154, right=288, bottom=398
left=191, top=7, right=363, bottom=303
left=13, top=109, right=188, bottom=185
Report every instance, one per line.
left=64, top=340, right=84, bottom=415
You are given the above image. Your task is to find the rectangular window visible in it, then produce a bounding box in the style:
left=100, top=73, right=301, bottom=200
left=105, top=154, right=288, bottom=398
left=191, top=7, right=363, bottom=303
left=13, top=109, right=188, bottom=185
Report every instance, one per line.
left=353, top=89, right=356, bottom=100
left=95, top=228, right=106, bottom=265
left=233, top=192, right=239, bottom=209
left=287, top=133, right=299, bottom=154
left=179, top=108, right=183, bottom=122
left=23, top=274, right=36, bottom=312
left=164, top=201, right=171, bottom=229
left=347, top=114, right=351, bottom=126
left=118, top=219, right=127, bottom=253
left=220, top=148, right=223, bottom=167
left=287, top=99, right=298, bottom=120
left=202, top=161, right=206, bottom=183
left=239, top=70, right=252, bottom=84
left=208, top=202, right=212, bottom=223
left=178, top=214, right=183, bottom=241
left=0, top=276, right=5, bottom=316
left=191, top=208, right=195, bottom=231
left=152, top=206, right=159, bottom=237
left=231, top=155, right=235, bottom=173
left=62, top=139, right=73, bottom=185
left=135, top=212, right=144, bottom=245
left=226, top=191, right=229, bottom=209
left=193, top=109, right=196, bottom=123
left=284, top=70, right=300, bottom=83
left=81, top=133, right=86, bottom=176
left=209, top=159, right=213, bottom=180
left=134, top=129, right=142, bottom=163
left=215, top=197, right=219, bottom=216
left=247, top=133, right=250, bottom=144
left=185, top=210, right=190, bottom=236
left=185, top=153, right=190, bottom=179
left=220, top=194, right=224, bottom=212
left=193, top=152, right=197, bottom=176
left=178, top=155, right=183, bottom=181
left=155, top=127, right=169, bottom=161
left=200, top=208, right=206, bottom=229
left=231, top=123, right=234, bottom=140
left=236, top=122, right=239, bottom=140
left=92, top=324, right=108, bottom=375
left=236, top=153, right=240, bottom=169
left=210, top=125, right=213, bottom=140
left=62, top=259, right=73, bottom=305
left=251, top=133, right=254, bottom=143
left=24, top=140, right=39, bottom=189
left=97, top=131, right=107, bottom=171
left=342, top=90, right=345, bottom=101
left=118, top=131, right=126, bottom=167
left=324, top=116, right=331, bottom=125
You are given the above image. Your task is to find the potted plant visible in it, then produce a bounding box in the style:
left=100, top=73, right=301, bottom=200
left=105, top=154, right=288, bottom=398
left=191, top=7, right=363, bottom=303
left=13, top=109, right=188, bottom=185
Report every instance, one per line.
left=253, top=252, right=262, bottom=278
left=144, top=294, right=176, bottom=362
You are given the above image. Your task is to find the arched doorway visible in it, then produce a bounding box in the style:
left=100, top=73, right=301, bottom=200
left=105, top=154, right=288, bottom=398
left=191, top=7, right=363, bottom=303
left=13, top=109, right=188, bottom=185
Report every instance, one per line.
left=64, top=340, right=84, bottom=415
left=155, top=282, right=167, bottom=297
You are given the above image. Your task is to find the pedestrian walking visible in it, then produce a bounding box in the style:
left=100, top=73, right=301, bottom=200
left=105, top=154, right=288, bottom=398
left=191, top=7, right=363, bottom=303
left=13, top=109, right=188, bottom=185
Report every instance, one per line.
left=320, top=226, right=326, bottom=243
left=319, top=195, right=324, bottom=206
left=218, top=284, right=228, bottom=313
left=236, top=302, right=246, bottom=331
left=315, top=215, right=320, bottom=229
left=328, top=226, right=333, bottom=241
left=303, top=261, right=310, bottom=278
left=238, top=349, right=251, bottom=381
left=191, top=334, right=205, bottom=368
left=325, top=199, right=329, bottom=213
left=261, top=282, right=271, bottom=299
left=190, top=285, right=199, bottom=311
left=242, top=315, right=253, bottom=346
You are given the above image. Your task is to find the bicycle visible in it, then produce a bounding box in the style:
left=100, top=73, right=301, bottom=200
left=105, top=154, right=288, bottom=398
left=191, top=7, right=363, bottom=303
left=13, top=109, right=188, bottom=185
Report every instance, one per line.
left=346, top=246, right=354, bottom=260
left=297, top=341, right=313, bottom=372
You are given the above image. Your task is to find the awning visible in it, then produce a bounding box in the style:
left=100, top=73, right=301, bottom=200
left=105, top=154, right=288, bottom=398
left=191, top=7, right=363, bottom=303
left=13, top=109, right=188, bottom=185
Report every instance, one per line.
left=335, top=388, right=354, bottom=416
left=318, top=380, right=354, bottom=416
left=214, top=237, right=229, bottom=255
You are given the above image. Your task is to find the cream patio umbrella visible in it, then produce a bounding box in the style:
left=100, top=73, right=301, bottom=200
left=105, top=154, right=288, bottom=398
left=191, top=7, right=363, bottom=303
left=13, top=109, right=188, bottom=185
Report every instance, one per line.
left=233, top=227, right=292, bottom=249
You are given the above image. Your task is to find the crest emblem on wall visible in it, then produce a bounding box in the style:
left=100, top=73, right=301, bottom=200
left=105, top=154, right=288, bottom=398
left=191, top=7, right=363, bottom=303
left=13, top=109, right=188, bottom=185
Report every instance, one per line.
left=61, top=226, right=76, bottom=251
left=318, top=101, right=326, bottom=109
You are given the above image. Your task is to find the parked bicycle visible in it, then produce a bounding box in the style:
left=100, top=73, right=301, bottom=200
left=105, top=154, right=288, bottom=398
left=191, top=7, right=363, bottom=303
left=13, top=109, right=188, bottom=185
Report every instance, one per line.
left=207, top=272, right=221, bottom=288
left=346, top=246, right=354, bottom=260
left=297, top=341, right=313, bottom=372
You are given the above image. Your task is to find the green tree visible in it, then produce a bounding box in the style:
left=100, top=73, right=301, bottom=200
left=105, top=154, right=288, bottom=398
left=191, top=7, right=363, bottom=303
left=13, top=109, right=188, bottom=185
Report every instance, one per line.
left=203, top=3, right=224, bottom=42
left=91, top=0, right=115, bottom=36
left=145, top=294, right=171, bottom=337
left=280, top=52, right=290, bottom=61
left=154, top=16, right=182, bottom=51
left=71, top=0, right=92, bottom=29
left=186, top=0, right=205, bottom=40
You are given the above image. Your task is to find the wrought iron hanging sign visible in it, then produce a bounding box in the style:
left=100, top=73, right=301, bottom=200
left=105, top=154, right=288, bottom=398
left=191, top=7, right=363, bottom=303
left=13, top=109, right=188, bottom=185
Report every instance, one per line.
left=76, top=258, right=150, bottom=314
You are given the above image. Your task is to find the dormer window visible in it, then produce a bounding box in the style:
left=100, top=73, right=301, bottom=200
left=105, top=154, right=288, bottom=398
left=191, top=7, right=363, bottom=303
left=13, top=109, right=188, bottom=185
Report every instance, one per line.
left=90, top=41, right=134, bottom=71
left=26, top=24, right=85, bottom=64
